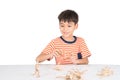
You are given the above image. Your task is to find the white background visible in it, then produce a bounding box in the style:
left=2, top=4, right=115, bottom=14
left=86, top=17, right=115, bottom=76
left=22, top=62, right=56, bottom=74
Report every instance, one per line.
left=0, top=0, right=120, bottom=65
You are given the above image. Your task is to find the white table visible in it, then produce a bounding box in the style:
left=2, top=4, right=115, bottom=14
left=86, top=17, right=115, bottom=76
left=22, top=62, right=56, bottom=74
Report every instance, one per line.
left=0, top=64, right=120, bottom=80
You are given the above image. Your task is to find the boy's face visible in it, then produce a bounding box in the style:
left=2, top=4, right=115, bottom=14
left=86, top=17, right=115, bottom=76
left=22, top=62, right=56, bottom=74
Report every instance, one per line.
left=59, top=21, right=78, bottom=38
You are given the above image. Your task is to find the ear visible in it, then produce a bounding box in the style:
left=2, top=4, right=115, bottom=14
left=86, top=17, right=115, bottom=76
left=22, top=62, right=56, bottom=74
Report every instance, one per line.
left=75, top=23, right=78, bottom=29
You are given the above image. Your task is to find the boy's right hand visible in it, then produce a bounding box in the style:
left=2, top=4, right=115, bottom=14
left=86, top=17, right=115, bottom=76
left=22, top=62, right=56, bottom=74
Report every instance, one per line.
left=33, top=63, right=40, bottom=78
left=53, top=49, right=63, bottom=57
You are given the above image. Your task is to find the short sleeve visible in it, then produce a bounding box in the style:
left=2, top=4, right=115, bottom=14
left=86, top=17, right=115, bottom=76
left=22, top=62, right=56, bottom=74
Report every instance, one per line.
left=41, top=40, right=55, bottom=60
left=79, top=38, right=91, bottom=58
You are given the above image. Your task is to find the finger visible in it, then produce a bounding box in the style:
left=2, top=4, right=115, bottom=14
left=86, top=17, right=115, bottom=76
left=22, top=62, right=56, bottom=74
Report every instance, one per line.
left=56, top=49, right=63, bottom=56
left=54, top=50, right=63, bottom=57
left=53, top=52, right=60, bottom=57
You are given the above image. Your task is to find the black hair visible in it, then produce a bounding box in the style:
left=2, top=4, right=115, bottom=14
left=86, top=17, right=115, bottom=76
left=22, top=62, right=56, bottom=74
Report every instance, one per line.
left=58, top=9, right=79, bottom=24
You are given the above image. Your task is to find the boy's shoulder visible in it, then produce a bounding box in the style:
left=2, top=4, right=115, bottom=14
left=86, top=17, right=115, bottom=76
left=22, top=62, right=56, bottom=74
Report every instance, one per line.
left=52, top=37, right=60, bottom=40
left=76, top=36, right=84, bottom=41
left=50, top=37, right=61, bottom=42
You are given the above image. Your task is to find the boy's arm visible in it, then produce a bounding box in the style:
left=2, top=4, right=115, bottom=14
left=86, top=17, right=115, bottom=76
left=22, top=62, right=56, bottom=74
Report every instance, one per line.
left=34, top=53, right=53, bottom=78
left=36, top=52, right=53, bottom=63
left=72, top=57, right=89, bottom=65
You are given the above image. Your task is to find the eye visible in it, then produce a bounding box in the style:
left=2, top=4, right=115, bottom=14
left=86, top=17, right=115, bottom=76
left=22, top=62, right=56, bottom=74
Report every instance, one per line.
left=60, top=25, right=64, bottom=27
left=68, top=26, right=71, bottom=27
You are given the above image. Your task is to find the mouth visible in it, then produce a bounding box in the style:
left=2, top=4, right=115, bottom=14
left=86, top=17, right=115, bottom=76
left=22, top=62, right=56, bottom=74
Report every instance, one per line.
left=63, top=32, right=69, bottom=35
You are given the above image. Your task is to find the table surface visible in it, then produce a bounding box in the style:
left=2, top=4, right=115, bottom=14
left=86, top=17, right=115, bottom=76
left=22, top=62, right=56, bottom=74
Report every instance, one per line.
left=0, top=64, right=120, bottom=80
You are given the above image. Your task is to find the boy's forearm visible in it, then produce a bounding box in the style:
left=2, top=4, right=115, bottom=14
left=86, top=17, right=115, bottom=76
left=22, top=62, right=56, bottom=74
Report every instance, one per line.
left=75, top=58, right=89, bottom=65
left=36, top=53, right=52, bottom=63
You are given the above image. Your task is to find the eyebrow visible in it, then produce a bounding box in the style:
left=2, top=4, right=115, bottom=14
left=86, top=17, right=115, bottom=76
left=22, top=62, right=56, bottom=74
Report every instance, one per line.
left=60, top=22, right=64, bottom=24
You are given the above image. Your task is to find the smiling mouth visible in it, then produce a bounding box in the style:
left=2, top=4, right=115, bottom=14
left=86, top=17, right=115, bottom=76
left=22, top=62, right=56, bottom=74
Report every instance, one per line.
left=63, top=32, right=69, bottom=35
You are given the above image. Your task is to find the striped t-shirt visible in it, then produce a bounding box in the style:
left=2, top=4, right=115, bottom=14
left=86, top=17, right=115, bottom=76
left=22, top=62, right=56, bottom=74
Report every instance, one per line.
left=42, top=36, right=91, bottom=64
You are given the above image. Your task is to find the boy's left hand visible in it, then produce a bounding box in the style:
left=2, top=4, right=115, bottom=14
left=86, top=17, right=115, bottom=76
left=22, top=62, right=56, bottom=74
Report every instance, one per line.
left=33, top=63, right=40, bottom=78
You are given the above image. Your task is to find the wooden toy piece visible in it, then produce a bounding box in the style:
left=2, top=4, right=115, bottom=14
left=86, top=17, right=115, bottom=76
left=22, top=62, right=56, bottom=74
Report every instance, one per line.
left=65, top=69, right=84, bottom=80
left=56, top=50, right=63, bottom=56
left=54, top=65, right=62, bottom=71
left=33, top=63, right=40, bottom=78
left=97, top=66, right=113, bottom=78
left=54, top=62, right=62, bottom=71
left=56, top=68, right=85, bottom=80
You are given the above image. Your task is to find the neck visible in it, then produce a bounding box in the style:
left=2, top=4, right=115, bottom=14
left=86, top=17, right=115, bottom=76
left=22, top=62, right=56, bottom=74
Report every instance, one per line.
left=62, top=36, right=74, bottom=41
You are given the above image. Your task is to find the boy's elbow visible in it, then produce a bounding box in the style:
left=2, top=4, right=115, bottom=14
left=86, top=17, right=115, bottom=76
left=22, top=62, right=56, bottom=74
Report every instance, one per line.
left=83, top=57, right=89, bottom=64
left=85, top=60, right=89, bottom=64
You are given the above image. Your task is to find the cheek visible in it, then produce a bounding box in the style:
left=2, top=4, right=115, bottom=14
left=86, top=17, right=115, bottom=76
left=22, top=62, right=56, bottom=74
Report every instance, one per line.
left=59, top=28, right=63, bottom=33
left=59, top=27, right=63, bottom=31
left=69, top=28, right=75, bottom=31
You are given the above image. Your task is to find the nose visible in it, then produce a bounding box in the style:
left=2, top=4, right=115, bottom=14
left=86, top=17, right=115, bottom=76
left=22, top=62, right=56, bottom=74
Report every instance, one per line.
left=63, top=26, right=68, bottom=31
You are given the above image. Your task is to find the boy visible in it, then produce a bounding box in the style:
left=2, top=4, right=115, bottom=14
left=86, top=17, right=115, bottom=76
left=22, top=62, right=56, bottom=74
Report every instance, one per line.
left=34, top=9, right=91, bottom=77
